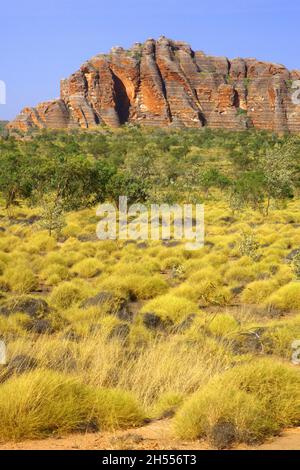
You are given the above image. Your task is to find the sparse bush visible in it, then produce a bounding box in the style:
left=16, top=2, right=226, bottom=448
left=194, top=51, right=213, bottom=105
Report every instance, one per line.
left=38, top=193, right=66, bottom=237
left=238, top=232, right=260, bottom=261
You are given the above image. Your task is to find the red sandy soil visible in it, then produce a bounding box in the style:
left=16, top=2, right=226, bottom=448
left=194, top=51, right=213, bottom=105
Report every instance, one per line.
left=0, top=420, right=299, bottom=450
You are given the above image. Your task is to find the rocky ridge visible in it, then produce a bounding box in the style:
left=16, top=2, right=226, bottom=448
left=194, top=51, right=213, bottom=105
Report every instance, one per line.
left=8, top=37, right=300, bottom=133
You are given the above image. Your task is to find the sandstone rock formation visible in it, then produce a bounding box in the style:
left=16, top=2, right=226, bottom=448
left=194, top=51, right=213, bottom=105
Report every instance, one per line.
left=8, top=37, right=300, bottom=133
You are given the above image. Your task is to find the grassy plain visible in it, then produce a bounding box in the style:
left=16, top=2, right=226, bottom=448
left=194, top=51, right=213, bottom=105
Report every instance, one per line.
left=0, top=128, right=299, bottom=448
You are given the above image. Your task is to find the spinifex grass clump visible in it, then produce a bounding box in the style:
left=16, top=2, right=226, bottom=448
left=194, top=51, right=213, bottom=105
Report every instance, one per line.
left=49, top=280, right=94, bottom=309
left=141, top=294, right=198, bottom=324
left=266, top=282, right=300, bottom=311
left=261, top=315, right=300, bottom=358
left=0, top=369, right=145, bottom=441
left=71, top=258, right=104, bottom=278
left=98, top=273, right=168, bottom=300
left=241, top=279, right=278, bottom=304
left=3, top=265, right=38, bottom=294
left=174, top=359, right=300, bottom=447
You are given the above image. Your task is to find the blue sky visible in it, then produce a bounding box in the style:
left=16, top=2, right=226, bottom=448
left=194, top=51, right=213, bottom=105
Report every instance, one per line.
left=1, top=0, right=299, bottom=120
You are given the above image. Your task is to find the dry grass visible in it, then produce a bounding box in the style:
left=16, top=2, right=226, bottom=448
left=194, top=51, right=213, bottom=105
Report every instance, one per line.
left=0, top=369, right=145, bottom=441
left=1, top=199, right=300, bottom=444
left=174, top=359, right=300, bottom=446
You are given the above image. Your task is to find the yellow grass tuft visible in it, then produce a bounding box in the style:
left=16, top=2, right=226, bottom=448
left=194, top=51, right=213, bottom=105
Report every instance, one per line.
left=141, top=294, right=198, bottom=323
left=0, top=369, right=145, bottom=441
left=3, top=265, right=38, bottom=294
left=266, top=282, right=300, bottom=311
left=174, top=358, right=300, bottom=446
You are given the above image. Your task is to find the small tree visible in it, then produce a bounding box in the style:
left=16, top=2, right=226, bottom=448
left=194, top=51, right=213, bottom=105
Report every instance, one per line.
left=238, top=231, right=260, bottom=261
left=292, top=252, right=300, bottom=280
left=199, top=168, right=230, bottom=197
left=39, top=193, right=65, bottom=237
left=230, top=171, right=265, bottom=212
left=260, top=142, right=294, bottom=215
left=229, top=191, right=244, bottom=214
left=106, top=172, right=149, bottom=207
left=0, top=142, right=33, bottom=210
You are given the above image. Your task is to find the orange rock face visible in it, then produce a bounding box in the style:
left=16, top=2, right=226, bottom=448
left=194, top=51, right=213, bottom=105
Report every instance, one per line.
left=7, top=37, right=300, bottom=133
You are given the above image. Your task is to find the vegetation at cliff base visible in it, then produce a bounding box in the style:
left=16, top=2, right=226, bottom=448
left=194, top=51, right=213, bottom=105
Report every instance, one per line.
left=0, top=121, right=8, bottom=137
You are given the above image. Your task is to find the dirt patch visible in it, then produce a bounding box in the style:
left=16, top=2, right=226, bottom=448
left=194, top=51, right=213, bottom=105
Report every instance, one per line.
left=0, top=420, right=299, bottom=450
